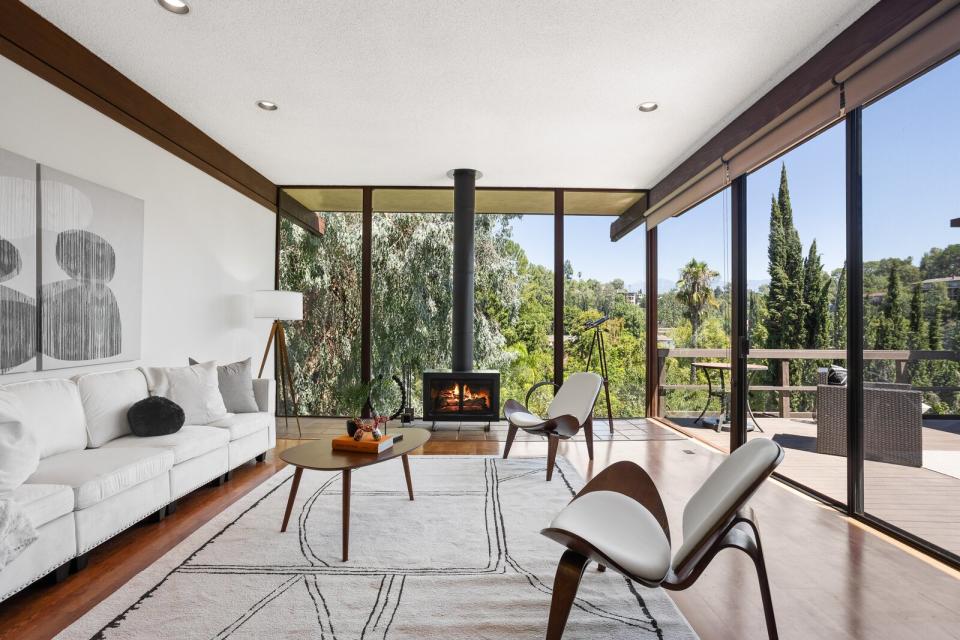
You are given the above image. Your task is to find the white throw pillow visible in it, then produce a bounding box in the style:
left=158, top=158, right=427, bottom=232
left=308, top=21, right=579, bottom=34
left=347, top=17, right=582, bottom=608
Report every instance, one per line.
left=0, top=390, right=39, bottom=493
left=141, top=361, right=228, bottom=425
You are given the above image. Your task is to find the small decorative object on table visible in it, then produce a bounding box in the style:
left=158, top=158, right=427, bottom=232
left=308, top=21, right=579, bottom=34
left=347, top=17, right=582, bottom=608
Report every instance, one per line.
left=350, top=415, right=387, bottom=441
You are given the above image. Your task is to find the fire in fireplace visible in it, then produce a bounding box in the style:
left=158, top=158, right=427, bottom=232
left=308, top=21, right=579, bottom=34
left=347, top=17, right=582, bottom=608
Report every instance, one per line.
left=423, top=371, right=500, bottom=423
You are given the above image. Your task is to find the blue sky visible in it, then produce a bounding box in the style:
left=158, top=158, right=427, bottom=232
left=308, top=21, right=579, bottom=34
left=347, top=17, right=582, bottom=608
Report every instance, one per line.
left=511, top=54, right=960, bottom=289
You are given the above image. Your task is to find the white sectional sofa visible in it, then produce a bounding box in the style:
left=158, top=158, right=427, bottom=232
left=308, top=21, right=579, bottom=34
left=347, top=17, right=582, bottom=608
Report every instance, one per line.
left=0, top=368, right=276, bottom=602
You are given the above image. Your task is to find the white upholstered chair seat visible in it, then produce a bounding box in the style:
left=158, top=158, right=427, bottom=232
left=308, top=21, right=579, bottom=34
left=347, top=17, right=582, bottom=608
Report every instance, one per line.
left=508, top=411, right=546, bottom=427
left=549, top=490, right=671, bottom=582
left=101, top=426, right=230, bottom=465
left=27, top=448, right=174, bottom=510
left=8, top=484, right=74, bottom=528
left=207, top=413, right=271, bottom=440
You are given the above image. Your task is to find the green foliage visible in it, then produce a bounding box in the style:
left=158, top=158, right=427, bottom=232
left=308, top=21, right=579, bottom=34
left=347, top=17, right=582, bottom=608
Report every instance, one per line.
left=863, top=257, right=920, bottom=294
left=919, top=244, right=960, bottom=279
left=281, top=213, right=648, bottom=418
left=340, top=382, right=372, bottom=419
left=279, top=215, right=362, bottom=415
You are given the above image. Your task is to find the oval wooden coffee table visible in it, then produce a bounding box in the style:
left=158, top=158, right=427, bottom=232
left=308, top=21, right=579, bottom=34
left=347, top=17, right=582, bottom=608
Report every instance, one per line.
left=279, top=427, right=431, bottom=561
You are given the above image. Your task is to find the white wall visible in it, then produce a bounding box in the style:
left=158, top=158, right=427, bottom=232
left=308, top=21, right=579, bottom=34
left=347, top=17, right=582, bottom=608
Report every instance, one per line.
left=0, top=56, right=276, bottom=383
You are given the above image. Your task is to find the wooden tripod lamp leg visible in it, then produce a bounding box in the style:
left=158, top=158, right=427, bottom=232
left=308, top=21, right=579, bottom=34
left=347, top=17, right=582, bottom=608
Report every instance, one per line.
left=276, top=323, right=302, bottom=438
left=257, top=321, right=278, bottom=378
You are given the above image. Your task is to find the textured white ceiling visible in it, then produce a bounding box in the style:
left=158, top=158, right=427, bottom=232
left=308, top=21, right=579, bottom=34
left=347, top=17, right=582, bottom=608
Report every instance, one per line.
left=24, top=0, right=877, bottom=188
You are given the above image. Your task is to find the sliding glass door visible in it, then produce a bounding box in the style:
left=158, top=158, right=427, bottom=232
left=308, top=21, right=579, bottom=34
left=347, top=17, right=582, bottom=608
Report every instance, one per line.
left=861, top=54, right=960, bottom=557
left=745, top=125, right=847, bottom=504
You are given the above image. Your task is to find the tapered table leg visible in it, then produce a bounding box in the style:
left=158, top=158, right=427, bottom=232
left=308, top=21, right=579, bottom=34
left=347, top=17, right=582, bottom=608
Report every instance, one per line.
left=402, top=454, right=414, bottom=501
left=342, top=468, right=351, bottom=561
left=280, top=467, right=303, bottom=533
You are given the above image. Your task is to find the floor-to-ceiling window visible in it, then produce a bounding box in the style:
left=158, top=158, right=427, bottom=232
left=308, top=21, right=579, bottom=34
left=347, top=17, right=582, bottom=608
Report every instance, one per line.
left=745, top=125, right=847, bottom=503
left=371, top=191, right=453, bottom=418
left=655, top=189, right=732, bottom=432
left=564, top=212, right=646, bottom=418
left=478, top=205, right=554, bottom=416
left=862, top=54, right=960, bottom=556
left=278, top=189, right=363, bottom=417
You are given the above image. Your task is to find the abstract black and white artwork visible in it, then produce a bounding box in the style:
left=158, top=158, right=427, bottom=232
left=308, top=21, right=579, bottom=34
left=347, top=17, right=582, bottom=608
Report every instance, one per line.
left=0, top=148, right=37, bottom=374
left=39, top=165, right=143, bottom=370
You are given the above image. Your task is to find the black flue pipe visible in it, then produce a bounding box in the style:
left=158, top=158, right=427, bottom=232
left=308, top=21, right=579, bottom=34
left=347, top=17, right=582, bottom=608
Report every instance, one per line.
left=451, top=168, right=479, bottom=372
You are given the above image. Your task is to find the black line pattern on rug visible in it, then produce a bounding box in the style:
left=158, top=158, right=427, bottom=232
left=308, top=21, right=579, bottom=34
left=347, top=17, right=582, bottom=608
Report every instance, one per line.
left=299, top=473, right=339, bottom=567
left=213, top=574, right=301, bottom=639
left=86, top=458, right=674, bottom=639
left=305, top=574, right=336, bottom=640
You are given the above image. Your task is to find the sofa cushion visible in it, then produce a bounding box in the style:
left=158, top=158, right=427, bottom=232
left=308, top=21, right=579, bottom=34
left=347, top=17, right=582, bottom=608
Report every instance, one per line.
left=0, top=379, right=86, bottom=458
left=27, top=448, right=173, bottom=510
left=101, top=425, right=229, bottom=465
left=76, top=369, right=149, bottom=448
left=8, top=483, right=74, bottom=528
left=142, top=362, right=228, bottom=425
left=0, top=390, right=39, bottom=493
left=207, top=412, right=271, bottom=441
left=189, top=358, right=259, bottom=413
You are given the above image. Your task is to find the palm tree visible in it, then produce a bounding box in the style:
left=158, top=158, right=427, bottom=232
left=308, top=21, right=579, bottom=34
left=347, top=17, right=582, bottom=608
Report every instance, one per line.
left=677, top=259, right=719, bottom=347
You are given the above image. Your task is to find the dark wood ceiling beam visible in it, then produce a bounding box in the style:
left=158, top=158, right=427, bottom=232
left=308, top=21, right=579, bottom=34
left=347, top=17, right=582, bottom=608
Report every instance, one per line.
left=279, top=190, right=326, bottom=236
left=0, top=1, right=277, bottom=211
left=612, top=0, right=943, bottom=241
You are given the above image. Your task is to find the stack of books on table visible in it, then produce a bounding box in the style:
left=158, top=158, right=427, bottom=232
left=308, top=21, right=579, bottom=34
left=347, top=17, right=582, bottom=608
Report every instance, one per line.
left=331, top=432, right=396, bottom=454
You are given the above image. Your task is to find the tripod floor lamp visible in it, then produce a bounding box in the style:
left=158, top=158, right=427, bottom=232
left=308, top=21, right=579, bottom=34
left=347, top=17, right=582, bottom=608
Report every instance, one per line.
left=254, top=290, right=303, bottom=438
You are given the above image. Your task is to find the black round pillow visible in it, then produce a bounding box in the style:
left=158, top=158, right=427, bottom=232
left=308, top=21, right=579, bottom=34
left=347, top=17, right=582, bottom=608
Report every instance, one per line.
left=127, top=396, right=185, bottom=437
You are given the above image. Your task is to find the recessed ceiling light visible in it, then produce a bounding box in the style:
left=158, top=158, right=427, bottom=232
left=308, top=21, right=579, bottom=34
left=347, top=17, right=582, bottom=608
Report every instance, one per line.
left=157, top=0, right=189, bottom=15
left=256, top=100, right=279, bottom=111
left=637, top=102, right=659, bottom=112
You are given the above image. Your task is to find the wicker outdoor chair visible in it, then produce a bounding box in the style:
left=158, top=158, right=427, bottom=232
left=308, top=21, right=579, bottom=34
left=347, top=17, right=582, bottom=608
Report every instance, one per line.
left=815, top=368, right=923, bottom=467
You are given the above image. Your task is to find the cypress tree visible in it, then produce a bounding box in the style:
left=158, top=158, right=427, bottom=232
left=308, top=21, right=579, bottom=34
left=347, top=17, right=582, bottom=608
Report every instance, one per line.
left=908, top=284, right=927, bottom=349
left=877, top=264, right=909, bottom=349
left=802, top=240, right=829, bottom=348
left=778, top=164, right=806, bottom=349
left=929, top=301, right=944, bottom=350
left=833, top=264, right=847, bottom=348
left=765, top=195, right=786, bottom=347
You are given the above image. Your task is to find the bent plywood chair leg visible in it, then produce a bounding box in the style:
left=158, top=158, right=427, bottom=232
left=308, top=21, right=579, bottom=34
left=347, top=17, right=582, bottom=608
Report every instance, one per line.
left=503, top=423, right=519, bottom=459
left=583, top=415, right=594, bottom=461
left=546, top=549, right=589, bottom=640
left=742, top=518, right=779, bottom=640
left=546, top=434, right=560, bottom=481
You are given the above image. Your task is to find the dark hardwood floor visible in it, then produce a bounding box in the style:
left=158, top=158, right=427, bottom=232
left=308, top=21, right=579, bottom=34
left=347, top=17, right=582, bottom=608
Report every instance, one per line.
left=1, top=429, right=958, bottom=640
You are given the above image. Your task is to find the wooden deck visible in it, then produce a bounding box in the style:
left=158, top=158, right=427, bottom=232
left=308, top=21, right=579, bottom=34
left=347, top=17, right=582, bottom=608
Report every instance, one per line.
left=668, top=415, right=960, bottom=555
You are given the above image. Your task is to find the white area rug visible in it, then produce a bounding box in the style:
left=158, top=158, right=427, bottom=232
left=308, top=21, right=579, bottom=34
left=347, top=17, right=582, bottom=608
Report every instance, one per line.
left=57, top=456, right=697, bottom=639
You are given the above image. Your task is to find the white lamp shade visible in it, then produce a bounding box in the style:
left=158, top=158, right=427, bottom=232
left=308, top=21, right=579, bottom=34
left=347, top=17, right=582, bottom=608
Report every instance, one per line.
left=253, top=290, right=303, bottom=320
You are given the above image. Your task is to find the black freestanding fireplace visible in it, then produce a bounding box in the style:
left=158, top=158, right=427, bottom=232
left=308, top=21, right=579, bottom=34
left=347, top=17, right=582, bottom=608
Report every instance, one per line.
left=422, top=168, right=501, bottom=427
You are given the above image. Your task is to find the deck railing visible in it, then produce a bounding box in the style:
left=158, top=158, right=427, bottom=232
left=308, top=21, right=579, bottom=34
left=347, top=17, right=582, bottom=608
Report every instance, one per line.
left=656, top=347, right=960, bottom=417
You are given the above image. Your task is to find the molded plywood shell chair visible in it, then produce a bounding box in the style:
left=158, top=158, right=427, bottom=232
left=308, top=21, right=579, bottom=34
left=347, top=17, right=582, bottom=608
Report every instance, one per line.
left=541, top=438, right=784, bottom=640
left=502, top=372, right=603, bottom=481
